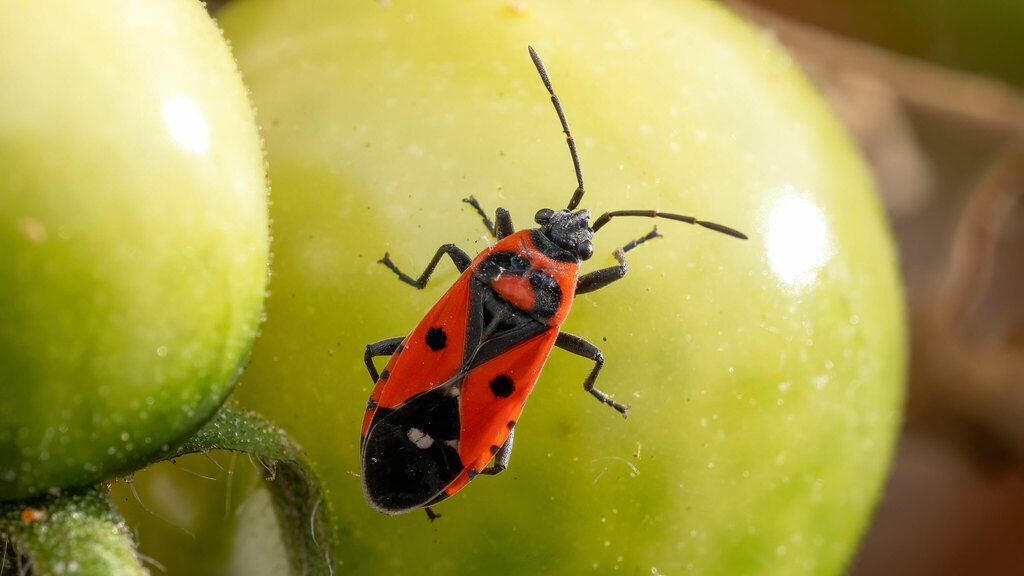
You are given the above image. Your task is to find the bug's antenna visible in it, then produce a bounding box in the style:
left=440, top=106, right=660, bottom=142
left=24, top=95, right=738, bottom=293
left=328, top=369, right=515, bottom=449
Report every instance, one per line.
left=529, top=46, right=585, bottom=210
left=592, top=209, right=748, bottom=240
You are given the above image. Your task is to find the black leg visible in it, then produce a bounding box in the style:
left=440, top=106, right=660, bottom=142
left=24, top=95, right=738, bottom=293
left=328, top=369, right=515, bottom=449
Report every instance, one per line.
left=555, top=332, right=629, bottom=417
left=379, top=244, right=472, bottom=289
left=575, top=228, right=661, bottom=295
left=462, top=196, right=515, bottom=240
left=479, top=430, right=514, bottom=476
left=424, top=507, right=441, bottom=522
left=363, top=337, right=404, bottom=383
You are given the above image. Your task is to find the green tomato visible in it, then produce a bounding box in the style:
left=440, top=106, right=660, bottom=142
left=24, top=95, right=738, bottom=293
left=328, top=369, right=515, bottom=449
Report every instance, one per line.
left=0, top=0, right=268, bottom=500
left=220, top=1, right=904, bottom=574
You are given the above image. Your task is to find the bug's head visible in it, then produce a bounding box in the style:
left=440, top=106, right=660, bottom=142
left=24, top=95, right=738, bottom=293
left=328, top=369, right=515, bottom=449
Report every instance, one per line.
left=534, top=207, right=595, bottom=260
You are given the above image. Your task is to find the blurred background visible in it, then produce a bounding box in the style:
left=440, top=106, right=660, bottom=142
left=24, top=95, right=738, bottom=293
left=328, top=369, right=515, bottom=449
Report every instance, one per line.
left=724, top=1, right=1024, bottom=574
left=106, top=1, right=1024, bottom=574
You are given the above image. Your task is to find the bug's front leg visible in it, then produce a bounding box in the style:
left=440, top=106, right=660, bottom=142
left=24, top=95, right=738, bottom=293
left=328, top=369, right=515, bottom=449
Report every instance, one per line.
left=363, top=337, right=404, bottom=383
left=462, top=196, right=515, bottom=240
left=379, top=243, right=473, bottom=289
left=575, top=228, right=661, bottom=295
left=479, top=429, right=514, bottom=476
left=555, top=332, right=629, bottom=417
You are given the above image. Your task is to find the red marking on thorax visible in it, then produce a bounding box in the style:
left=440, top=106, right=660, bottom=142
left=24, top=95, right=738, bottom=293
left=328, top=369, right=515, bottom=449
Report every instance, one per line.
left=471, top=230, right=580, bottom=326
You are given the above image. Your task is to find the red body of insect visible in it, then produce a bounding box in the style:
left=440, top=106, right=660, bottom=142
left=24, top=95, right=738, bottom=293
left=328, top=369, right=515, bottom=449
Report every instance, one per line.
left=360, top=47, right=746, bottom=515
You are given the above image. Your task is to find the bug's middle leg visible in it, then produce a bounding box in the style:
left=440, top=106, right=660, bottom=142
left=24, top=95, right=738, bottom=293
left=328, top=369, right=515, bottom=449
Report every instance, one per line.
left=555, top=332, right=629, bottom=417
left=575, top=228, right=662, bottom=295
left=462, top=196, right=515, bottom=240
left=363, top=336, right=404, bottom=383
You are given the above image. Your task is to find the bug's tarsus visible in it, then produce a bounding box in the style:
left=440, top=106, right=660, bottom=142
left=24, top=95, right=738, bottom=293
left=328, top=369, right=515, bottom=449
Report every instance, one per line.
left=462, top=196, right=496, bottom=237
left=621, top=226, right=663, bottom=253
left=528, top=46, right=586, bottom=211
left=463, top=196, right=516, bottom=240
left=424, top=507, right=441, bottom=522
left=555, top=332, right=629, bottom=417
left=575, top=228, right=662, bottom=295
left=592, top=209, right=747, bottom=240
left=379, top=244, right=473, bottom=289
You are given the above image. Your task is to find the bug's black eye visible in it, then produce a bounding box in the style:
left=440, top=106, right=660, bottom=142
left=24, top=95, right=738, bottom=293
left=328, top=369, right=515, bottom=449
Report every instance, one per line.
left=578, top=240, right=593, bottom=260
left=534, top=209, right=554, bottom=225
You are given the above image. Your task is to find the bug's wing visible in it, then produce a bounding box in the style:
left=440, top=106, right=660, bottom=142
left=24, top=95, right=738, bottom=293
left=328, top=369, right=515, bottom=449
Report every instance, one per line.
left=361, top=272, right=473, bottom=438
left=361, top=374, right=466, bottom=514
left=440, top=326, right=561, bottom=500
left=361, top=327, right=560, bottom=513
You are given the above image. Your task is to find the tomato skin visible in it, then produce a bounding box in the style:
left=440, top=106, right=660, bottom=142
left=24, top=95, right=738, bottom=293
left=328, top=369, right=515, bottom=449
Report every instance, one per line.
left=220, top=1, right=905, bottom=574
left=0, top=0, right=267, bottom=500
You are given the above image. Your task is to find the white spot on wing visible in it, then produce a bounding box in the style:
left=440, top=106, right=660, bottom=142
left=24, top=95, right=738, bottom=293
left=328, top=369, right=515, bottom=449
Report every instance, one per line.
left=406, top=427, right=435, bottom=449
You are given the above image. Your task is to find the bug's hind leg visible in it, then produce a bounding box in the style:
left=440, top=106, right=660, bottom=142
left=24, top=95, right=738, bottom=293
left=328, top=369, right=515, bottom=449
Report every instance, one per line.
left=479, top=429, right=514, bottom=476
left=379, top=243, right=473, bottom=289
left=462, top=196, right=515, bottom=240
left=424, top=507, right=441, bottom=522
left=555, top=333, right=629, bottom=417
left=575, top=227, right=662, bottom=295
left=363, top=337, right=404, bottom=383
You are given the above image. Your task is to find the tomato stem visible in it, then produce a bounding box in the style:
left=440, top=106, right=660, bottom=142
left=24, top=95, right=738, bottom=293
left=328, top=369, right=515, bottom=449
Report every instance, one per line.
left=163, top=403, right=336, bottom=576
left=0, top=484, right=145, bottom=576
left=0, top=403, right=334, bottom=576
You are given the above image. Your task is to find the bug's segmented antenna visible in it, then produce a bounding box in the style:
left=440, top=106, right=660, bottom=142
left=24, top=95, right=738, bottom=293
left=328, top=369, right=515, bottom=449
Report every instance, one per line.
left=592, top=209, right=748, bottom=240
left=529, top=46, right=586, bottom=211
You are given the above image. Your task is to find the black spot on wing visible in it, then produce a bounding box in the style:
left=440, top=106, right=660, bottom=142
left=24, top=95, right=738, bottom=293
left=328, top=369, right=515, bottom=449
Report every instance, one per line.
left=489, top=375, right=515, bottom=398
left=425, top=327, right=447, bottom=351
left=361, top=385, right=463, bottom=512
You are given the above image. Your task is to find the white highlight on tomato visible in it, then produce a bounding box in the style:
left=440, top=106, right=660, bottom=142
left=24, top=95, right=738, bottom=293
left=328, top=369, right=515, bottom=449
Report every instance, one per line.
left=162, top=96, right=210, bottom=154
left=764, top=192, right=832, bottom=289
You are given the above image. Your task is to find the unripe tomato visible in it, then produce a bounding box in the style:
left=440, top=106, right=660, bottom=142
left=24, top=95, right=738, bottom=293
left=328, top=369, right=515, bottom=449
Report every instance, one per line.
left=219, top=1, right=904, bottom=574
left=0, top=0, right=268, bottom=500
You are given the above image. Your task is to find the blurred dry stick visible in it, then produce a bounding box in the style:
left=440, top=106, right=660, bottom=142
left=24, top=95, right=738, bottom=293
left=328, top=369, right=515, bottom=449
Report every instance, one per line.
left=911, top=147, right=1024, bottom=465
left=727, top=0, right=1024, bottom=217
left=726, top=0, right=1024, bottom=136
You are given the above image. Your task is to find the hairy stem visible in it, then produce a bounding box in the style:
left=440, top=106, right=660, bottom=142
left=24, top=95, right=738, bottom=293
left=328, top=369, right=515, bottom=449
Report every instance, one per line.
left=0, top=403, right=335, bottom=576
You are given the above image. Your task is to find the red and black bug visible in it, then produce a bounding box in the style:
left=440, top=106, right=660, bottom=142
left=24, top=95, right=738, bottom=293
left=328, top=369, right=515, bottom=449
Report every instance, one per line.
left=361, top=46, right=746, bottom=516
